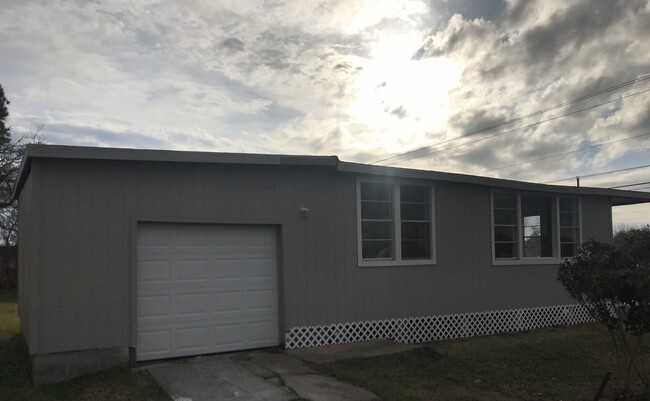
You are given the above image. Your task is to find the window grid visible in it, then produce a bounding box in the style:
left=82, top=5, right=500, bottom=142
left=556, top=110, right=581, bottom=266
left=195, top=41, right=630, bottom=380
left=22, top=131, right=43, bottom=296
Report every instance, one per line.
left=493, top=193, right=519, bottom=259
left=558, top=198, right=580, bottom=258
left=358, top=181, right=435, bottom=265
left=360, top=184, right=394, bottom=261
left=492, top=192, right=582, bottom=262
left=400, top=185, right=431, bottom=260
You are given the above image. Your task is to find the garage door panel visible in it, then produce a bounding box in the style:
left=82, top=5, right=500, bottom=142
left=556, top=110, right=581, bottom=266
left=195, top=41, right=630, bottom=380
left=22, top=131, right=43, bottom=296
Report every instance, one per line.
left=211, top=291, right=245, bottom=311
left=177, top=327, right=210, bottom=351
left=248, top=289, right=276, bottom=309
left=248, top=321, right=279, bottom=342
left=138, top=295, right=172, bottom=319
left=212, top=259, right=245, bottom=279
left=247, top=259, right=276, bottom=278
left=137, top=224, right=279, bottom=361
left=212, top=324, right=245, bottom=347
left=247, top=229, right=275, bottom=244
left=173, top=260, right=209, bottom=282
left=138, top=329, right=172, bottom=355
left=139, top=226, right=171, bottom=246
left=139, top=260, right=172, bottom=284
left=176, top=293, right=209, bottom=317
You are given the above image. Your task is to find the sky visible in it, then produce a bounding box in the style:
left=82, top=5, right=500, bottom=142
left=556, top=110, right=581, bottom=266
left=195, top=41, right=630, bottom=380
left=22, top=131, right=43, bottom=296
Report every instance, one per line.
left=0, top=0, right=649, bottom=227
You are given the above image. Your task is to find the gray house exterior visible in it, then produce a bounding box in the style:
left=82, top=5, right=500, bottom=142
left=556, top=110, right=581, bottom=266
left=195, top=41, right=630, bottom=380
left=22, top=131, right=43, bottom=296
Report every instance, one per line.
left=14, top=144, right=650, bottom=384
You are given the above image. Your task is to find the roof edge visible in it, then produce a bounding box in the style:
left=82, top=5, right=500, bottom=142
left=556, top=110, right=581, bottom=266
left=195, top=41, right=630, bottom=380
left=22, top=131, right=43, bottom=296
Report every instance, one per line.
left=12, top=144, right=340, bottom=200
left=12, top=144, right=650, bottom=206
left=337, top=161, right=650, bottom=206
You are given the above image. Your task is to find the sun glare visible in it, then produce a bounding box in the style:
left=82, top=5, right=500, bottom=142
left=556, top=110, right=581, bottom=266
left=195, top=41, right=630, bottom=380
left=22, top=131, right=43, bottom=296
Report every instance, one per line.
left=347, top=33, right=462, bottom=148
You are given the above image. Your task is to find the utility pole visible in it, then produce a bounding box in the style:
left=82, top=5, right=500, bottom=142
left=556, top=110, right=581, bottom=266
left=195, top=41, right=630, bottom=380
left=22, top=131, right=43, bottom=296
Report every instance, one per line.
left=576, top=176, right=580, bottom=187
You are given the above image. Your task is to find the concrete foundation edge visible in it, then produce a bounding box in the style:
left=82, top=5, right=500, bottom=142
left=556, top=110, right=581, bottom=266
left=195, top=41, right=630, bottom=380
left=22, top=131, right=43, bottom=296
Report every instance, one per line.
left=31, top=346, right=129, bottom=385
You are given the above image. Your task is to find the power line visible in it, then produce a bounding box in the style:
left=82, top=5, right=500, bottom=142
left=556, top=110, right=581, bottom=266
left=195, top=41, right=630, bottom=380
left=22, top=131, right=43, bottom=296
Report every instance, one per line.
left=542, top=164, right=650, bottom=184
left=384, top=87, right=650, bottom=166
left=478, top=132, right=650, bottom=175
left=627, top=185, right=650, bottom=191
left=372, top=74, right=650, bottom=165
left=609, top=181, right=650, bottom=189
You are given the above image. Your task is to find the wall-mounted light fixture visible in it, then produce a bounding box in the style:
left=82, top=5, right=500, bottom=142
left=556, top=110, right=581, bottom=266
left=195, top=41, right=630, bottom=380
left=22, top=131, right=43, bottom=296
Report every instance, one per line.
left=300, top=206, right=310, bottom=216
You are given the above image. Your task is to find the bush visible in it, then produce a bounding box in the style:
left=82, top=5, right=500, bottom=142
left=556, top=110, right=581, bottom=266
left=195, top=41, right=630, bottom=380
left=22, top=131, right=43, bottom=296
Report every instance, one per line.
left=558, top=229, right=650, bottom=396
left=0, top=246, right=16, bottom=289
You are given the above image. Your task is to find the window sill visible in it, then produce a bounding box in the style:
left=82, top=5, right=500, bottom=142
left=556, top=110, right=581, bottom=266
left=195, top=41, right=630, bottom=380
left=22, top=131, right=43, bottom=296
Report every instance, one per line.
left=492, top=258, right=570, bottom=266
left=359, top=259, right=437, bottom=268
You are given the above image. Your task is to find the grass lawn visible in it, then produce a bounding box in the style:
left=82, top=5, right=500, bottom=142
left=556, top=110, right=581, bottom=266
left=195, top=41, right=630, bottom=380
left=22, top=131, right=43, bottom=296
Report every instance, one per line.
left=0, top=291, right=170, bottom=401
left=319, top=324, right=649, bottom=401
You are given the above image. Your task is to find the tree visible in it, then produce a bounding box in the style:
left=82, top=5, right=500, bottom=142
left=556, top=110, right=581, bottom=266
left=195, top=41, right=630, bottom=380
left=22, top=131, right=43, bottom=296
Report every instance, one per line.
left=558, top=230, right=650, bottom=397
left=0, top=84, right=42, bottom=245
left=0, top=84, right=10, bottom=145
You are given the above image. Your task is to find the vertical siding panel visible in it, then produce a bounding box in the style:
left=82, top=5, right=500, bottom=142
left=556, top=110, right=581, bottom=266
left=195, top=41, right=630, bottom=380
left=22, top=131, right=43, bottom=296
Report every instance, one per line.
left=349, top=178, right=364, bottom=322
left=164, top=166, right=180, bottom=217
left=332, top=174, right=347, bottom=323
left=278, top=187, right=295, bottom=327
left=77, top=166, right=96, bottom=350
left=136, top=164, right=155, bottom=216
left=325, top=178, right=337, bottom=325
left=178, top=166, right=193, bottom=220
left=18, top=161, right=40, bottom=353
left=39, top=160, right=81, bottom=352
left=99, top=163, right=117, bottom=347
left=149, top=172, right=168, bottom=219
left=122, top=162, right=137, bottom=345
left=304, top=188, right=319, bottom=324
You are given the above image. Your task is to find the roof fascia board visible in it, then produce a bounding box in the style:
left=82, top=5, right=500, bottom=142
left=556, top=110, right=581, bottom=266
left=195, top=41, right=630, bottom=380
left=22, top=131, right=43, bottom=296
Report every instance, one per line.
left=12, top=145, right=650, bottom=206
left=337, top=161, right=650, bottom=206
left=23, top=144, right=339, bottom=166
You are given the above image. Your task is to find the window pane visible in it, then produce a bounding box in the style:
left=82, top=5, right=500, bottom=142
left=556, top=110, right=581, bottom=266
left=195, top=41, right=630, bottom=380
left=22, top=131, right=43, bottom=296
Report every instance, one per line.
left=494, top=226, right=517, bottom=242
left=521, top=196, right=554, bottom=257
left=361, top=201, right=393, bottom=220
left=362, top=240, right=393, bottom=259
left=561, top=243, right=578, bottom=258
left=360, top=182, right=392, bottom=201
left=560, top=228, right=578, bottom=243
left=362, top=221, right=393, bottom=240
left=401, top=203, right=429, bottom=221
left=524, top=224, right=541, bottom=237
left=400, top=185, right=429, bottom=202
left=494, top=193, right=517, bottom=209
left=495, top=242, right=517, bottom=258
left=559, top=198, right=578, bottom=212
left=560, top=212, right=578, bottom=227
left=494, top=209, right=517, bottom=225
left=402, top=239, right=431, bottom=259
left=401, top=222, right=430, bottom=240
left=523, top=236, right=542, bottom=257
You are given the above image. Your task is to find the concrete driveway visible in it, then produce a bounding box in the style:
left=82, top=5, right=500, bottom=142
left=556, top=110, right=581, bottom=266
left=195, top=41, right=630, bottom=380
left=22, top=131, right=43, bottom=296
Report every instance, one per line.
left=144, top=349, right=378, bottom=401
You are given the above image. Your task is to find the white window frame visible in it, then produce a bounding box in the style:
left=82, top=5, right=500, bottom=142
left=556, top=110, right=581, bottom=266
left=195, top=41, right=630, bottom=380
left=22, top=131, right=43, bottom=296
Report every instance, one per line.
left=357, top=178, right=436, bottom=267
left=490, top=190, right=582, bottom=266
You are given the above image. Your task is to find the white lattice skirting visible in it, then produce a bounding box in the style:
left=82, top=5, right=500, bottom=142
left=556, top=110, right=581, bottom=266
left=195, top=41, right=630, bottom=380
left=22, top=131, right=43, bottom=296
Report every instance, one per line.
left=284, top=304, right=593, bottom=349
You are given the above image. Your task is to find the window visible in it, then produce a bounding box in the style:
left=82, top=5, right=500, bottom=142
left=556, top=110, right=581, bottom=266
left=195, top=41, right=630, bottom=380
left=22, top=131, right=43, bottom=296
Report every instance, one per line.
left=521, top=195, right=554, bottom=257
left=358, top=181, right=435, bottom=266
left=491, top=191, right=581, bottom=263
left=493, top=193, right=518, bottom=259
left=360, top=182, right=394, bottom=260
left=559, top=198, right=580, bottom=257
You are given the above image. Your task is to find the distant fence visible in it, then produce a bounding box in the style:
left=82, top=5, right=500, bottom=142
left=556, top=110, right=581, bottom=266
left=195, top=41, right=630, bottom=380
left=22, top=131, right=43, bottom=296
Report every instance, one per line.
left=0, top=246, right=17, bottom=289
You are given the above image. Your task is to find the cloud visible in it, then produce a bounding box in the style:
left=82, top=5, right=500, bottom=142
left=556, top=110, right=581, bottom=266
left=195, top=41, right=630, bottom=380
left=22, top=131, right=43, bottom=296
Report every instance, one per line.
left=0, top=0, right=649, bottom=225
left=408, top=0, right=650, bottom=185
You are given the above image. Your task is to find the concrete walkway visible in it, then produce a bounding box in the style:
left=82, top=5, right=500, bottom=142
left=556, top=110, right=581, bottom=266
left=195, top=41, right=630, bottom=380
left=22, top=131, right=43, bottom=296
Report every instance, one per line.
left=144, top=349, right=378, bottom=401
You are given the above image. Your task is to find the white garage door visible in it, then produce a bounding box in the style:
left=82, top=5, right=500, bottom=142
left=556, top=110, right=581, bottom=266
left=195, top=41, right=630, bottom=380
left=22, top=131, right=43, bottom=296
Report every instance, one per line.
left=136, top=224, right=279, bottom=361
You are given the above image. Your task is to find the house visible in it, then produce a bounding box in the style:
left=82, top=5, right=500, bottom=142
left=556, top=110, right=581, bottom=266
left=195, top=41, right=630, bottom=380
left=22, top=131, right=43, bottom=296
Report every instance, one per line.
left=13, top=144, right=650, bottom=384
